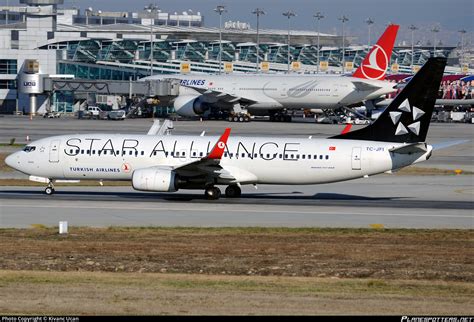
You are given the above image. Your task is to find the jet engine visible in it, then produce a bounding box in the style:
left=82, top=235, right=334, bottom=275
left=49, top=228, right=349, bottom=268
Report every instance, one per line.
left=132, top=168, right=178, bottom=192
left=173, top=95, right=209, bottom=117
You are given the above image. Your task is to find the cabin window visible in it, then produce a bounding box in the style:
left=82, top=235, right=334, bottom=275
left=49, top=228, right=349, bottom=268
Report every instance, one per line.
left=279, top=154, right=282, bottom=159
left=171, top=152, right=174, bottom=156
left=248, top=154, right=252, bottom=158
left=319, top=155, right=323, bottom=160
left=266, top=154, right=270, bottom=158
left=285, top=154, right=288, bottom=158
left=296, top=154, right=300, bottom=159
left=76, top=149, right=80, bottom=154
left=224, top=152, right=228, bottom=157
left=291, top=154, right=294, bottom=159
left=92, top=150, right=96, bottom=155
left=241, top=153, right=245, bottom=158
left=165, top=152, right=169, bottom=157
left=200, top=152, right=204, bottom=157
left=135, top=151, right=138, bottom=156
left=229, top=153, right=233, bottom=157
left=302, top=155, right=306, bottom=159
left=307, top=155, right=311, bottom=159
left=326, top=155, right=329, bottom=160
left=313, top=155, right=317, bottom=159
left=193, top=152, right=196, bottom=157
left=86, top=150, right=90, bottom=154
left=273, top=153, right=277, bottom=158
left=80, top=150, right=84, bottom=154
left=153, top=151, right=157, bottom=156
left=141, top=151, right=144, bottom=156
left=254, top=153, right=258, bottom=158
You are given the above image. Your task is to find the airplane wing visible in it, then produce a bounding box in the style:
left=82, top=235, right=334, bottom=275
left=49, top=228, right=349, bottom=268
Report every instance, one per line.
left=182, top=85, right=258, bottom=106
left=351, top=81, right=381, bottom=92
left=144, top=128, right=237, bottom=181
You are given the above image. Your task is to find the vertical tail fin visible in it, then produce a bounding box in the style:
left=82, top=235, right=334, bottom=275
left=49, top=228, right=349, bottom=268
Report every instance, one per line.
left=352, top=24, right=399, bottom=80
left=332, top=57, right=447, bottom=143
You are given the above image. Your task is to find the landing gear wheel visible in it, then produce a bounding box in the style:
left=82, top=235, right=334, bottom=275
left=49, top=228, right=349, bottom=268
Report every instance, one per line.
left=225, top=185, right=241, bottom=198
left=45, top=187, right=55, bottom=195
left=228, top=116, right=234, bottom=122
left=233, top=116, right=239, bottom=122
left=205, top=186, right=221, bottom=200
left=238, top=116, right=244, bottom=122
left=244, top=115, right=250, bottom=122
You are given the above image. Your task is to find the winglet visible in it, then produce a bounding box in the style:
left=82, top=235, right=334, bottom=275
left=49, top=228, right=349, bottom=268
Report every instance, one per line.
left=206, top=128, right=231, bottom=160
left=341, top=123, right=352, bottom=135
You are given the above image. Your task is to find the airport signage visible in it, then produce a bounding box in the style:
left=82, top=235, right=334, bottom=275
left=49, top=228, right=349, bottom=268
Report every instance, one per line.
left=391, top=63, right=399, bottom=73
left=19, top=73, right=44, bottom=94
left=180, top=62, right=191, bottom=74
left=345, top=61, right=354, bottom=72
left=462, top=65, right=469, bottom=73
left=291, top=61, right=301, bottom=71
left=412, top=65, right=421, bottom=73
left=319, top=61, right=328, bottom=71
left=224, top=62, right=233, bottom=73
left=261, top=61, right=269, bottom=72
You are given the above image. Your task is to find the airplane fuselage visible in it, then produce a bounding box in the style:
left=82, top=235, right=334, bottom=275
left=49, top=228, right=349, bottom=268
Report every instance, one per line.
left=146, top=74, right=396, bottom=113
left=7, top=134, right=431, bottom=187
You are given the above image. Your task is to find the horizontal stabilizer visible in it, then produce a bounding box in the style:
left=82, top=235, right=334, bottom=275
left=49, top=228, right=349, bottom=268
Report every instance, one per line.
left=389, top=143, right=427, bottom=154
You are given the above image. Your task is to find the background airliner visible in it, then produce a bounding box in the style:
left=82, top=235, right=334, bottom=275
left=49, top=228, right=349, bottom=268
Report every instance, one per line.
left=6, top=58, right=449, bottom=200
left=143, top=25, right=399, bottom=122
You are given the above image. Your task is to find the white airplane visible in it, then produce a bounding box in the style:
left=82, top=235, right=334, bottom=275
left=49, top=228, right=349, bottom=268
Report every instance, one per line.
left=6, top=58, right=453, bottom=200
left=143, top=25, right=399, bottom=122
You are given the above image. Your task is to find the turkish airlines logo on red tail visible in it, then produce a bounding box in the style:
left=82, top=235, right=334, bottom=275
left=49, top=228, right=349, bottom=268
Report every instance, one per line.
left=360, top=45, right=389, bottom=80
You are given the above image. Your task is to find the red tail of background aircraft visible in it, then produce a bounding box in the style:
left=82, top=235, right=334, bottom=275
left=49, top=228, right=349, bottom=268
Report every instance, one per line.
left=352, top=24, right=400, bottom=80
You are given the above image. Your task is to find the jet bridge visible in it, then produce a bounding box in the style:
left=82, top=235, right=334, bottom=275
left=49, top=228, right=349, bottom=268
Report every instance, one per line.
left=19, top=70, right=181, bottom=115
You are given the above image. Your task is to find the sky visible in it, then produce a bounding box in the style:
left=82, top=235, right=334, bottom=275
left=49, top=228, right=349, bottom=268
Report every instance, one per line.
left=58, top=0, right=473, bottom=46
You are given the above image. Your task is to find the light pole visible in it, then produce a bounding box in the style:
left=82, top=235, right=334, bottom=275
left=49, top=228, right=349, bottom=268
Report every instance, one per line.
left=144, top=3, right=158, bottom=76
left=365, top=17, right=374, bottom=47
left=338, top=15, right=349, bottom=73
left=313, top=11, right=324, bottom=74
left=408, top=24, right=418, bottom=70
left=458, top=29, right=466, bottom=72
left=85, top=7, right=92, bottom=25
left=214, top=5, right=227, bottom=75
left=252, top=8, right=265, bottom=73
left=282, top=10, right=296, bottom=73
left=431, top=25, right=439, bottom=57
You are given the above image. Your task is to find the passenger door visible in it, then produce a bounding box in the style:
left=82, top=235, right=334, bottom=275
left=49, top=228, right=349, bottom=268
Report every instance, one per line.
left=49, top=140, right=60, bottom=163
left=351, top=147, right=361, bottom=170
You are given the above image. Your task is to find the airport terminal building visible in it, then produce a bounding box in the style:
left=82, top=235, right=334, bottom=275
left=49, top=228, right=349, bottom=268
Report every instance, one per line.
left=0, top=0, right=468, bottom=114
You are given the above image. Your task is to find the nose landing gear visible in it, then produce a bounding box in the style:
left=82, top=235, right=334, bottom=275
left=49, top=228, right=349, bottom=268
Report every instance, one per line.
left=45, top=180, right=55, bottom=195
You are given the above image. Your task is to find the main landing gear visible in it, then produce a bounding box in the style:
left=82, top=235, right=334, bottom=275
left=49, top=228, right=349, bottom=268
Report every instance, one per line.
left=204, top=185, right=242, bottom=200
left=44, top=180, right=55, bottom=195
left=227, top=113, right=251, bottom=123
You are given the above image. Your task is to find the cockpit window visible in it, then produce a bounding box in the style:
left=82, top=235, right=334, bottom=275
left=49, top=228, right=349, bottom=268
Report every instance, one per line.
left=23, top=146, right=36, bottom=152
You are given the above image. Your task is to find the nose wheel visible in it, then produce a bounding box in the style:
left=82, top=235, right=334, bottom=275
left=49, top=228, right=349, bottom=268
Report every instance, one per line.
left=45, top=181, right=55, bottom=195
left=204, top=186, right=221, bottom=200
left=225, top=185, right=241, bottom=198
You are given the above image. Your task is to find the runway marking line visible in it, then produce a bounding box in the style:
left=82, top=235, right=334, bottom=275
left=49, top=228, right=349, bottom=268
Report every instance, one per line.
left=1, top=203, right=473, bottom=219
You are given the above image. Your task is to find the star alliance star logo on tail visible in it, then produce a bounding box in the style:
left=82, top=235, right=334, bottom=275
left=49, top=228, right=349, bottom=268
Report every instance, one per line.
left=389, top=98, right=425, bottom=136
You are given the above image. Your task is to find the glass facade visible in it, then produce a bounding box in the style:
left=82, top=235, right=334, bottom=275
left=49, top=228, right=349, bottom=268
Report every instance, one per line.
left=58, top=63, right=149, bottom=81
left=0, top=80, right=16, bottom=89
left=0, top=59, right=17, bottom=74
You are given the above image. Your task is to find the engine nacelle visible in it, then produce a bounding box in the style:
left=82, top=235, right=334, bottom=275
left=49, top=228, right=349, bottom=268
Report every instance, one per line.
left=173, top=95, right=208, bottom=117
left=132, top=168, right=177, bottom=192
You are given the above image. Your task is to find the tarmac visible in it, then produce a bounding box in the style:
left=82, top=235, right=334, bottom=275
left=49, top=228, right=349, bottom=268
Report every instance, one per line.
left=0, top=115, right=472, bottom=229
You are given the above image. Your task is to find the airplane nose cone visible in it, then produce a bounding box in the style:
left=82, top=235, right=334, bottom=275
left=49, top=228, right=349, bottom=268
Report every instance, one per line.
left=5, top=153, right=18, bottom=170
